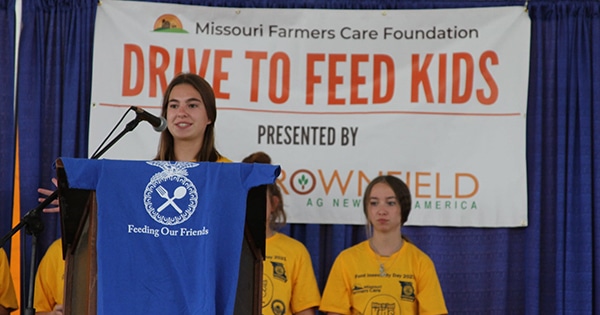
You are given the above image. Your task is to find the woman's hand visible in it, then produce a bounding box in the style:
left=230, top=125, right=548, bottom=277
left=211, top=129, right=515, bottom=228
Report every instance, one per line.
left=38, top=178, right=59, bottom=214
left=36, top=304, right=64, bottom=315
left=49, top=304, right=64, bottom=315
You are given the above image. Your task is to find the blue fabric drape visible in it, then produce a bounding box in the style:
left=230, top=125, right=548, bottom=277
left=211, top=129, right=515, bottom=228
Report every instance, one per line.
left=526, top=2, right=600, bottom=313
left=3, top=0, right=598, bottom=314
left=16, top=0, right=96, bottom=297
left=0, top=0, right=16, bottom=255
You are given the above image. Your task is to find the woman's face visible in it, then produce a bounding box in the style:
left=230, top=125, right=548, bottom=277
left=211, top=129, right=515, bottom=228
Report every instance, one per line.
left=166, top=83, right=211, bottom=143
left=367, top=182, right=402, bottom=234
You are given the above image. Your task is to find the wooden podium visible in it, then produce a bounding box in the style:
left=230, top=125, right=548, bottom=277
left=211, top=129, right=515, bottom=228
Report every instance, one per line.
left=56, top=159, right=266, bottom=315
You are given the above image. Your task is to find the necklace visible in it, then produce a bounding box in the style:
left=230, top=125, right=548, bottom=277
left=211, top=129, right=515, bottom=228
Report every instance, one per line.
left=369, top=239, right=403, bottom=277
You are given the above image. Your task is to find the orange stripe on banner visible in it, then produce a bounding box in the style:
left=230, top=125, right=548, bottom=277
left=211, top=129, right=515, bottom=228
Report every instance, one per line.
left=10, top=131, right=21, bottom=311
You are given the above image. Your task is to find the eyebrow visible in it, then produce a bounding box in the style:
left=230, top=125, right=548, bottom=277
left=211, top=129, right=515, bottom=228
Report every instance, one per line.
left=168, top=97, right=203, bottom=103
left=369, top=196, right=396, bottom=200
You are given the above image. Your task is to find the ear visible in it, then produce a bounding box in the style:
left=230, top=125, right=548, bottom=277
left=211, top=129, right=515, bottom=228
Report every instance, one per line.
left=270, top=195, right=280, bottom=211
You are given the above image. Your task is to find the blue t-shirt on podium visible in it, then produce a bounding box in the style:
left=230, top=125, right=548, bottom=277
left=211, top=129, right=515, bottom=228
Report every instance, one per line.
left=59, top=158, right=280, bottom=315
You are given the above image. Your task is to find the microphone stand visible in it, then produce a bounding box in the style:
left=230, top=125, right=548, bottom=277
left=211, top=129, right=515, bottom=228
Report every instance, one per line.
left=0, top=114, right=145, bottom=315
left=90, top=116, right=142, bottom=159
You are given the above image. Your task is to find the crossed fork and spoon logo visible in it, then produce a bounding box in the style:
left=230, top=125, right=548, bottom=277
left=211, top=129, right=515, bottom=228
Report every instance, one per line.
left=156, top=185, right=187, bottom=214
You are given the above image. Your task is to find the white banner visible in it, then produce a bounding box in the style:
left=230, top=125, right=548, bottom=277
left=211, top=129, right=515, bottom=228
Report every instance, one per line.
left=89, top=0, right=530, bottom=227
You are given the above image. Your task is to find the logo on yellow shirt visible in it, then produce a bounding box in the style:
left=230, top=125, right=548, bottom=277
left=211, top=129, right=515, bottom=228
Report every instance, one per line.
left=399, top=281, right=415, bottom=302
left=271, top=261, right=288, bottom=282
left=271, top=300, right=286, bottom=315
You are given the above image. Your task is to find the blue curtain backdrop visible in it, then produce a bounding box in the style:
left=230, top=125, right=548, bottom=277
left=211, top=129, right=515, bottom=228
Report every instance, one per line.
left=0, top=0, right=15, bottom=257
left=5, top=0, right=599, bottom=314
left=525, top=3, right=600, bottom=313
left=15, top=0, right=96, bottom=305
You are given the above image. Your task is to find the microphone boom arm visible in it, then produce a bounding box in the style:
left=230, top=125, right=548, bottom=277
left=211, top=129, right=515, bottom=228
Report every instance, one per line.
left=0, top=112, right=145, bottom=315
left=91, top=117, right=141, bottom=159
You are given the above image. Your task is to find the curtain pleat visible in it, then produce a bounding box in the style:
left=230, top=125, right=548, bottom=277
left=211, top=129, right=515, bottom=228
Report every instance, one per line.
left=525, top=2, right=600, bottom=314
left=0, top=0, right=16, bottom=251
left=15, top=0, right=97, bottom=299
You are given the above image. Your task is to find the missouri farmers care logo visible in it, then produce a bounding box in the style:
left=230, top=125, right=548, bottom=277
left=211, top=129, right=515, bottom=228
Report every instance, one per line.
left=153, top=14, right=188, bottom=33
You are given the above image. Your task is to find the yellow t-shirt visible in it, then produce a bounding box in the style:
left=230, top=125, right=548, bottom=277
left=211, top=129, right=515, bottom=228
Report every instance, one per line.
left=216, top=156, right=231, bottom=162
left=263, top=233, right=321, bottom=315
left=0, top=248, right=18, bottom=311
left=320, top=240, right=447, bottom=315
left=33, top=239, right=64, bottom=312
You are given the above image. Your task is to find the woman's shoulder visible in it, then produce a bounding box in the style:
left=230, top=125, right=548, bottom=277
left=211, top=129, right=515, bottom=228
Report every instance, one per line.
left=272, top=233, right=309, bottom=250
left=47, top=238, right=63, bottom=253
left=40, top=238, right=64, bottom=266
left=216, top=155, right=232, bottom=162
left=338, top=240, right=370, bottom=258
left=402, top=240, right=436, bottom=264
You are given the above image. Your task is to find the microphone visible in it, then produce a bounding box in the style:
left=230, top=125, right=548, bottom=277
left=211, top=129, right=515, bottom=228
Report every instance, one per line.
left=131, top=106, right=167, bottom=132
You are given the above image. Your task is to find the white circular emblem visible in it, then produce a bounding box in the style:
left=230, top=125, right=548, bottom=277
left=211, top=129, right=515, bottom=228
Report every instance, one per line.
left=144, top=162, right=199, bottom=225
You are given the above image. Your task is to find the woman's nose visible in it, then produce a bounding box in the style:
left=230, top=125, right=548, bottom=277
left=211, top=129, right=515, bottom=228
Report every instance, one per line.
left=376, top=206, right=387, bottom=215
left=176, top=106, right=187, bottom=116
